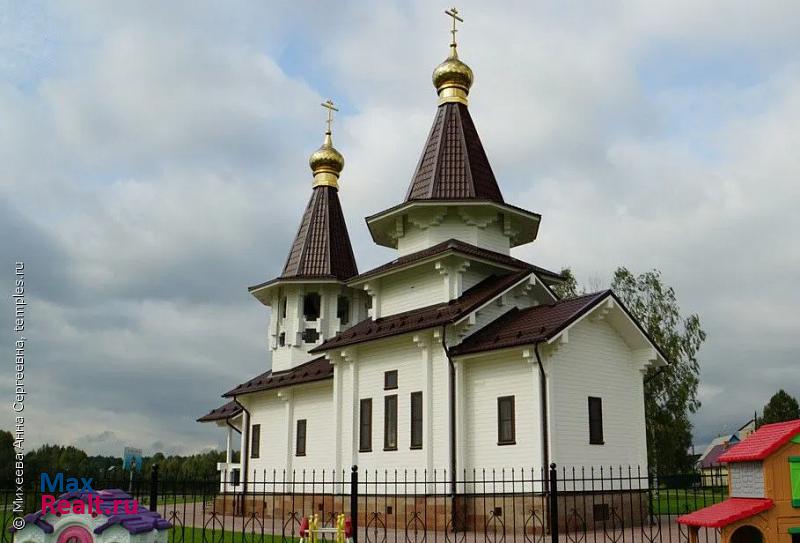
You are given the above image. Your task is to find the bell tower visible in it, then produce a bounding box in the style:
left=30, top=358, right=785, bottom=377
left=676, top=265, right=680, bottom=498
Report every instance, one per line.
left=248, top=101, right=365, bottom=372
left=365, top=9, right=541, bottom=256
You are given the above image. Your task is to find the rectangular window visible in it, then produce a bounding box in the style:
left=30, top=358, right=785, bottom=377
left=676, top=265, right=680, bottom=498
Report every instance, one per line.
left=337, top=296, right=350, bottom=325
left=497, top=396, right=515, bottom=445
left=410, top=391, right=423, bottom=449
left=790, top=456, right=800, bottom=507
left=278, top=332, right=286, bottom=347
left=303, top=292, right=321, bottom=321
left=589, top=397, right=604, bottom=445
left=384, top=370, right=398, bottom=390
left=250, top=424, right=261, bottom=458
left=296, top=419, right=307, bottom=456
left=281, top=297, right=287, bottom=319
left=384, top=395, right=398, bottom=450
left=359, top=399, right=372, bottom=452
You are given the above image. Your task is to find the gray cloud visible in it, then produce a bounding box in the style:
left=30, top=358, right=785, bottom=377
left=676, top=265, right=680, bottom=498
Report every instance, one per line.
left=1, top=0, right=798, bottom=456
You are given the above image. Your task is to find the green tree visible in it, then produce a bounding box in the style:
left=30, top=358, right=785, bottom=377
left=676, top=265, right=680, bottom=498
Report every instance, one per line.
left=760, top=390, right=800, bottom=425
left=611, top=267, right=705, bottom=474
left=0, top=430, right=15, bottom=477
left=553, top=268, right=582, bottom=299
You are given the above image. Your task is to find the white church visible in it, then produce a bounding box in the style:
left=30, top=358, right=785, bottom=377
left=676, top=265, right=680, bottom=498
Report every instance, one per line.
left=198, top=16, right=668, bottom=491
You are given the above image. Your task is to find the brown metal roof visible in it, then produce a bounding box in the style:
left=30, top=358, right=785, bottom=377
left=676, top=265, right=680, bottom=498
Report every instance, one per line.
left=197, top=400, right=243, bottom=422
left=281, top=185, right=358, bottom=280
left=450, top=291, right=612, bottom=356
left=310, top=270, right=533, bottom=353
left=405, top=103, right=504, bottom=203
left=223, top=356, right=333, bottom=398
left=349, top=238, right=562, bottom=283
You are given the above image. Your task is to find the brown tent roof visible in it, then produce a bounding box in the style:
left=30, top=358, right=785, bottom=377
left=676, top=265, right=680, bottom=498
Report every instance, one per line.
left=281, top=185, right=358, bottom=281
left=350, top=238, right=562, bottom=283
left=197, top=400, right=243, bottom=422
left=223, top=356, right=333, bottom=398
left=310, top=270, right=533, bottom=353
left=405, top=102, right=503, bottom=203
left=450, top=291, right=612, bottom=356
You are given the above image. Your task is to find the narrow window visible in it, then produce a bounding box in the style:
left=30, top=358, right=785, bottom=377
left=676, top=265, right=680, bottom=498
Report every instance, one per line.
left=790, top=456, right=800, bottom=507
left=589, top=397, right=604, bottom=445
left=250, top=424, right=261, bottom=458
left=384, top=370, right=398, bottom=390
left=278, top=332, right=286, bottom=347
left=410, top=392, right=423, bottom=449
left=296, top=419, right=307, bottom=456
left=281, top=297, right=287, bottom=319
left=337, top=296, right=350, bottom=325
left=497, top=396, right=515, bottom=445
left=384, top=395, right=398, bottom=450
left=359, top=399, right=372, bottom=452
left=303, top=292, right=321, bottom=321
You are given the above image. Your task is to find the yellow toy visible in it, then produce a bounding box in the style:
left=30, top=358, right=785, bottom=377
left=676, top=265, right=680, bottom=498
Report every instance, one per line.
left=299, top=513, right=352, bottom=543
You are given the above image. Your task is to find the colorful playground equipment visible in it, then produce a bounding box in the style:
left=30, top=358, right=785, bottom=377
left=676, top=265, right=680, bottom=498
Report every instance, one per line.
left=678, top=419, right=800, bottom=543
left=299, top=514, right=352, bottom=543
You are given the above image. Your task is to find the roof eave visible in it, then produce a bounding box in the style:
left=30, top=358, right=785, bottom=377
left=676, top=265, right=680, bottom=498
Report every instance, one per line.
left=365, top=200, right=542, bottom=249
left=248, top=276, right=348, bottom=305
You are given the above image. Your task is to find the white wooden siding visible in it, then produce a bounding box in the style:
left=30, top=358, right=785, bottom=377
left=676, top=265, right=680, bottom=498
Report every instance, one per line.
left=547, top=318, right=649, bottom=473
left=462, top=352, right=543, bottom=472
left=352, top=337, right=431, bottom=473
left=396, top=212, right=511, bottom=256
left=290, top=382, right=336, bottom=473
left=379, top=266, right=446, bottom=315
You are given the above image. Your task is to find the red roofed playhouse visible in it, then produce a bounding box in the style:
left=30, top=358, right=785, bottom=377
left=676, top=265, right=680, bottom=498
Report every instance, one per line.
left=678, top=419, right=800, bottom=543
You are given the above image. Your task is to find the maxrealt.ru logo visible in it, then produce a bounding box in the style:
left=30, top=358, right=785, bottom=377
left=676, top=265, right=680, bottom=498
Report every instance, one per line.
left=39, top=473, right=140, bottom=515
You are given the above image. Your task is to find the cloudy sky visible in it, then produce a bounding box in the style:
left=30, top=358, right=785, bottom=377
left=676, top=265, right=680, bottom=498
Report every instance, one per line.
left=1, top=0, right=798, bottom=457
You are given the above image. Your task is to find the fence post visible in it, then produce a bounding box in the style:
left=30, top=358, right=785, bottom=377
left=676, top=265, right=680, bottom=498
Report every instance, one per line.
left=350, top=465, right=359, bottom=543
left=549, top=463, right=558, bottom=543
left=149, top=463, right=159, bottom=513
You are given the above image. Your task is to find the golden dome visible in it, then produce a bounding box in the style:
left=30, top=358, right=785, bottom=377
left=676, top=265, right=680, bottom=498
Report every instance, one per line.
left=433, top=44, right=473, bottom=104
left=309, top=132, right=344, bottom=188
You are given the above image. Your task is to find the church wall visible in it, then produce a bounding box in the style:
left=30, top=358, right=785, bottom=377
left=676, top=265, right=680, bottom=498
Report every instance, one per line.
left=245, top=392, right=290, bottom=474
left=378, top=266, right=446, bottom=316
left=352, top=337, right=431, bottom=473
left=547, top=318, right=649, bottom=477
left=290, top=381, right=335, bottom=473
left=395, top=210, right=511, bottom=257
left=461, top=352, right=543, bottom=473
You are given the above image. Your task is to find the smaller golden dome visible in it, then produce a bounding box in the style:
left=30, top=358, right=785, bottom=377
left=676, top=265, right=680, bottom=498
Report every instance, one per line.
left=432, top=45, right=473, bottom=105
left=309, top=132, right=344, bottom=188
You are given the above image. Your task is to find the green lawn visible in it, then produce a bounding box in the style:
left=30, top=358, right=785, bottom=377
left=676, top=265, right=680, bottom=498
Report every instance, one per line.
left=650, top=488, right=728, bottom=515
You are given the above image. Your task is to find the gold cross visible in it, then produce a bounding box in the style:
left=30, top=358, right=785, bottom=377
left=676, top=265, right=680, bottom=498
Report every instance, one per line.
left=445, top=7, right=463, bottom=47
left=321, top=99, right=339, bottom=134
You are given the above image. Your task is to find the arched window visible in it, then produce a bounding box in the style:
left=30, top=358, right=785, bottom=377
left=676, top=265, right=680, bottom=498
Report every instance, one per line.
left=731, top=525, right=763, bottom=543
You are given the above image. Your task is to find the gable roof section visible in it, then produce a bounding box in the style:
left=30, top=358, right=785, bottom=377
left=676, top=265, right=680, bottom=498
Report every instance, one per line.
left=406, top=102, right=504, bottom=203
left=349, top=238, right=562, bottom=284
left=677, top=498, right=774, bottom=528
left=197, top=400, right=243, bottom=423
left=281, top=185, right=358, bottom=281
left=718, top=419, right=800, bottom=462
left=450, top=290, right=670, bottom=365
left=310, top=270, right=533, bottom=354
left=698, top=444, right=729, bottom=468
left=223, top=356, right=333, bottom=398
left=450, top=291, right=609, bottom=355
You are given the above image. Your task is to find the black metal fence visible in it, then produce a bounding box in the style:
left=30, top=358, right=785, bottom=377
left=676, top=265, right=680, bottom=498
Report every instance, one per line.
left=1, top=465, right=729, bottom=543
